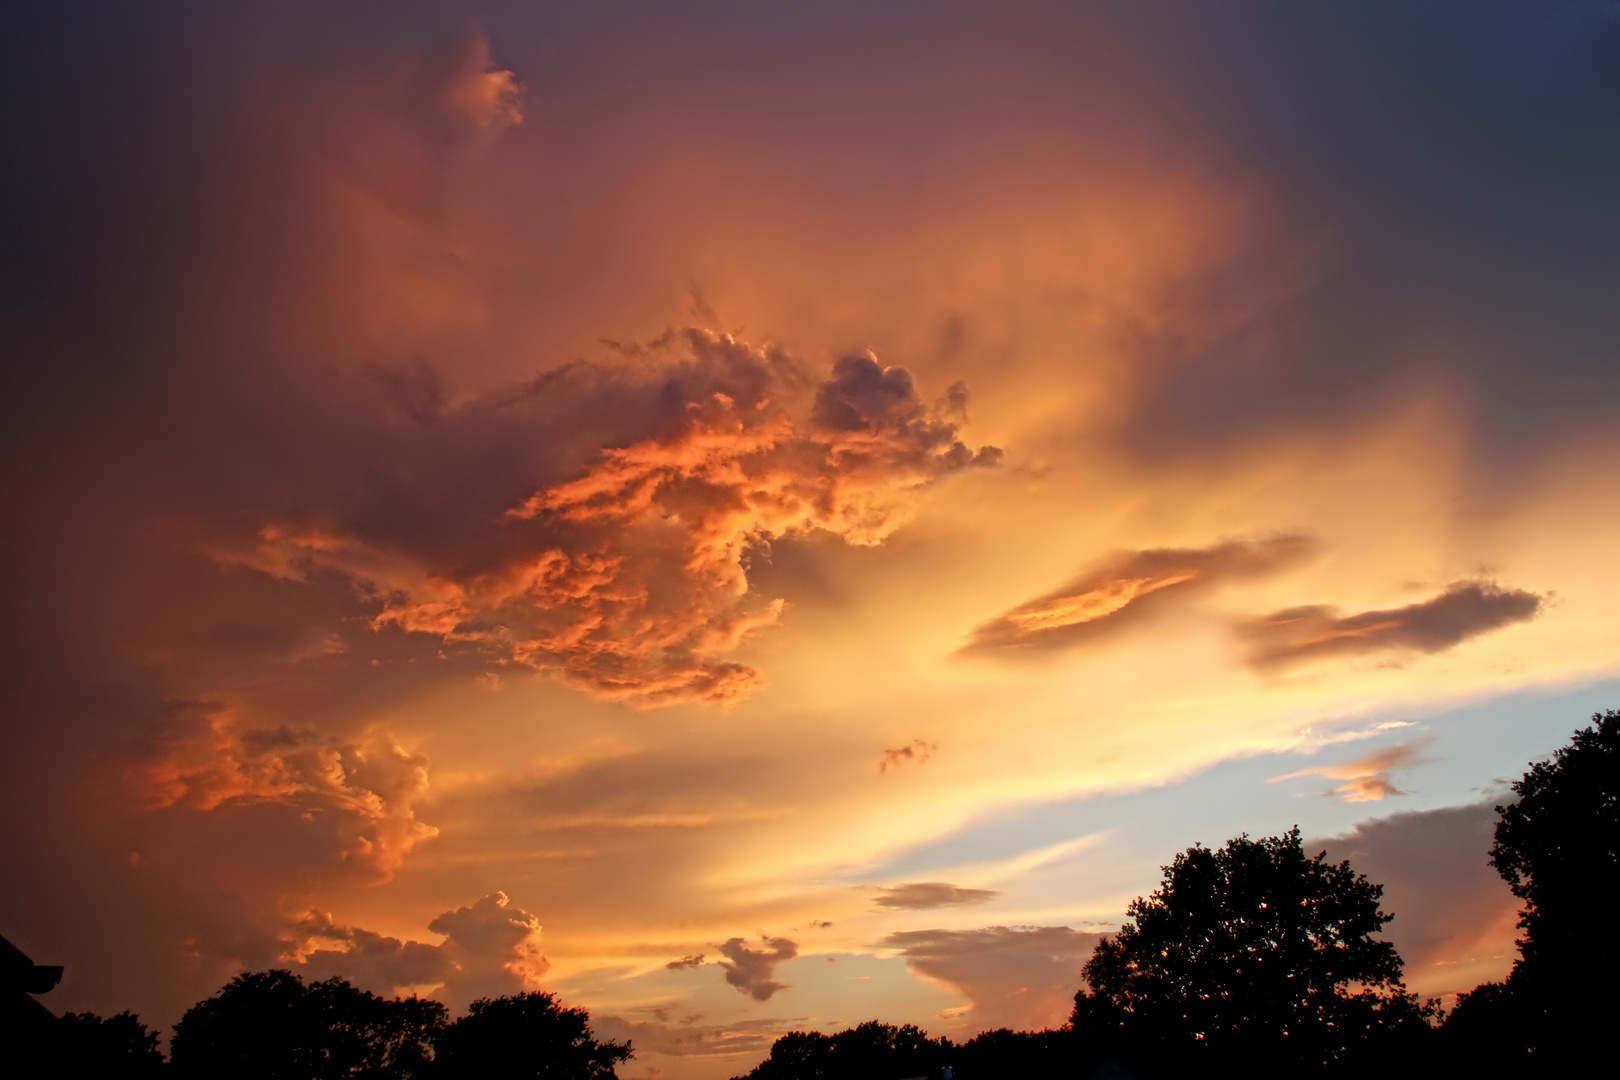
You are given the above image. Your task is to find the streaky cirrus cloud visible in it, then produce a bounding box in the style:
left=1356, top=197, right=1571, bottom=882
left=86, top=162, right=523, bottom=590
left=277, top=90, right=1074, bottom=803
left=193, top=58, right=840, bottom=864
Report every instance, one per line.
left=1241, top=580, right=1543, bottom=671
left=223, top=332, right=997, bottom=705
left=872, top=883, right=998, bottom=911
left=960, top=534, right=1315, bottom=656
left=880, top=926, right=1102, bottom=1032
left=289, top=891, right=548, bottom=1011
left=1268, top=739, right=1432, bottom=803
left=717, top=935, right=799, bottom=1001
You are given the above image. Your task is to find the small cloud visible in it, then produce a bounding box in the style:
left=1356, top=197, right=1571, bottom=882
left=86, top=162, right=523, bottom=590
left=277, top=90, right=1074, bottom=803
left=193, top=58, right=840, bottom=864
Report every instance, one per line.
left=1242, top=580, right=1542, bottom=670
left=873, top=882, right=999, bottom=910
left=810, top=920, right=834, bottom=929
left=665, top=953, right=706, bottom=970
left=1269, top=740, right=1432, bottom=803
left=716, top=935, right=798, bottom=1001
left=879, top=740, right=936, bottom=773
left=962, top=534, right=1314, bottom=656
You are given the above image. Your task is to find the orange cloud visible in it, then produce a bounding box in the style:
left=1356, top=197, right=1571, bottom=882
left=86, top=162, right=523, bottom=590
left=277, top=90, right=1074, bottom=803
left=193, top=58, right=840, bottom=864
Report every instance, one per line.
left=961, top=535, right=1314, bottom=656
left=1242, top=580, right=1542, bottom=671
left=289, top=891, right=548, bottom=1010
left=225, top=331, right=997, bottom=704
left=1268, top=740, right=1431, bottom=803
left=142, top=708, right=437, bottom=880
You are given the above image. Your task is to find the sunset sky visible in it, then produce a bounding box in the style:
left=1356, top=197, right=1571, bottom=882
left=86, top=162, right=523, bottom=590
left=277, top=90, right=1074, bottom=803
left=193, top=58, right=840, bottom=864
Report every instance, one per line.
left=4, top=3, right=1619, bottom=1076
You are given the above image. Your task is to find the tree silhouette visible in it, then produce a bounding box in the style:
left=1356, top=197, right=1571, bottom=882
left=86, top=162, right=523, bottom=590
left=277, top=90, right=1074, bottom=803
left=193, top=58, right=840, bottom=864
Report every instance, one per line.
left=1072, top=828, right=1431, bottom=1074
left=1448, top=709, right=1620, bottom=1066
left=732, top=1021, right=945, bottom=1080
left=59, top=1011, right=167, bottom=1076
left=433, top=991, right=631, bottom=1080
left=169, top=970, right=444, bottom=1079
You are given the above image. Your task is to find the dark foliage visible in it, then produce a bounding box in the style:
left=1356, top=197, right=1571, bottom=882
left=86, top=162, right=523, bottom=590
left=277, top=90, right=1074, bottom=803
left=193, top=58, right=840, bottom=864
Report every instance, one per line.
left=58, top=1010, right=167, bottom=1077
left=731, top=1021, right=946, bottom=1080
left=170, top=970, right=445, bottom=1080
left=1443, top=709, right=1620, bottom=1065
left=1072, top=828, right=1432, bottom=1075
left=434, top=991, right=631, bottom=1080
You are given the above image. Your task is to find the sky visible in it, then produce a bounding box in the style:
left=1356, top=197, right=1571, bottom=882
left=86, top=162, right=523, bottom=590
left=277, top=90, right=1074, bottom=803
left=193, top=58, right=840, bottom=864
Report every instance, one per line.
left=3, top=2, right=1619, bottom=1076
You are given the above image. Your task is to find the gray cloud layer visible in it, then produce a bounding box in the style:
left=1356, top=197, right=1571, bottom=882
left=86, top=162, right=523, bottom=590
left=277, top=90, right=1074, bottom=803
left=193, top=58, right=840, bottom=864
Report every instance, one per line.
left=872, top=883, right=998, bottom=911
left=1242, top=580, right=1542, bottom=670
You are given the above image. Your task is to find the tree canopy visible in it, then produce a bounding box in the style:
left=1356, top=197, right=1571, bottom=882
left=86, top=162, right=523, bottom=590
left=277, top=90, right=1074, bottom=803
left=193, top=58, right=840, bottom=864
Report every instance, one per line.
left=433, top=991, right=631, bottom=1080
left=1073, top=828, right=1429, bottom=1073
left=170, top=970, right=444, bottom=1080
left=1445, top=709, right=1620, bottom=1065
left=732, top=1021, right=944, bottom=1080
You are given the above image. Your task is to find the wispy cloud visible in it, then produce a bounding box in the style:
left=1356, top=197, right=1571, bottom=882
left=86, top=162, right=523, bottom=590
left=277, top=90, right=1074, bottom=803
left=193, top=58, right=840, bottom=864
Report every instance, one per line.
left=961, top=535, right=1314, bottom=656
left=872, top=882, right=998, bottom=910
left=1269, top=740, right=1432, bottom=802
left=1242, top=581, right=1542, bottom=670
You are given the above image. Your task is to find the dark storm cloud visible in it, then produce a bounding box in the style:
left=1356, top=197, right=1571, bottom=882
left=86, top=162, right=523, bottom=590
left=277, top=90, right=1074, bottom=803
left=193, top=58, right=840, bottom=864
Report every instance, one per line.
left=716, top=935, right=799, bottom=1001
left=872, top=883, right=998, bottom=911
left=881, top=926, right=1101, bottom=1030
left=1242, top=581, right=1542, bottom=670
left=962, top=535, right=1314, bottom=656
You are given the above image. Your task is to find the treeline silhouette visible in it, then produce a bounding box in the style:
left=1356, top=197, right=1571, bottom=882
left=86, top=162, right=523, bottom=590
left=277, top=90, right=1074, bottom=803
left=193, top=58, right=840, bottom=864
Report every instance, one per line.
left=7, top=711, right=1616, bottom=1078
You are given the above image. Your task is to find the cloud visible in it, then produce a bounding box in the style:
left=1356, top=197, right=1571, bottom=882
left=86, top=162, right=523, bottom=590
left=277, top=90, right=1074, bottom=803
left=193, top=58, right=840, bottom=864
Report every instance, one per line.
left=880, top=926, right=1101, bottom=1031
left=1268, top=739, right=1431, bottom=802
left=666, top=953, right=707, bottom=970
left=879, top=740, right=936, bottom=773
left=426, top=892, right=551, bottom=1008
left=141, top=707, right=437, bottom=881
left=872, top=883, right=998, bottom=911
left=222, top=334, right=997, bottom=705
left=961, top=535, right=1314, bottom=656
left=287, top=891, right=548, bottom=1010
left=1311, top=801, right=1521, bottom=999
left=1242, top=580, right=1543, bottom=671
left=717, top=935, right=799, bottom=1001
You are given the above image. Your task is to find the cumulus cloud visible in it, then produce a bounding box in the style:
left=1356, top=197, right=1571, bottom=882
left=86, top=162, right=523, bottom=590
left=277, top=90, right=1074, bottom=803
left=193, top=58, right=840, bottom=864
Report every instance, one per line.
left=872, top=883, right=998, bottom=911
left=223, top=334, right=997, bottom=704
left=717, top=935, right=799, bottom=1001
left=287, top=891, right=548, bottom=1009
left=881, top=926, right=1101, bottom=1031
left=1312, top=801, right=1521, bottom=998
left=1268, top=739, right=1431, bottom=802
left=142, top=707, right=437, bottom=881
left=1242, top=580, right=1543, bottom=670
left=961, top=535, right=1314, bottom=656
